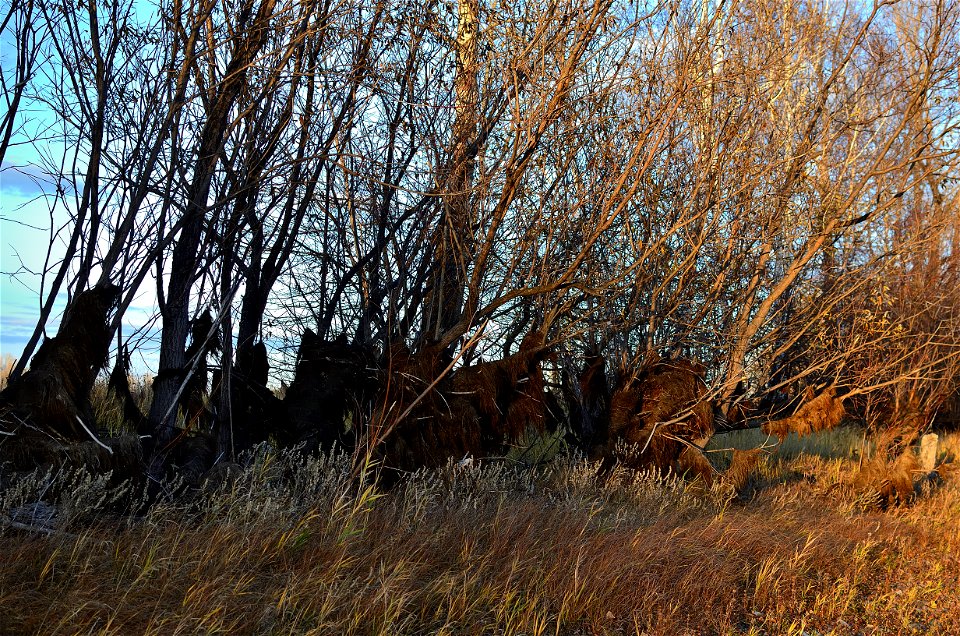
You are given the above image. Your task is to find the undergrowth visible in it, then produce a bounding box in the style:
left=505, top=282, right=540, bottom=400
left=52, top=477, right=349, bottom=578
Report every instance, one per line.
left=1, top=431, right=958, bottom=635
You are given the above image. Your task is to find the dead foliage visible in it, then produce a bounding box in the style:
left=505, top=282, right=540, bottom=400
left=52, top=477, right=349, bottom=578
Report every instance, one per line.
left=0, top=284, right=120, bottom=440
left=854, top=451, right=919, bottom=509
left=762, top=386, right=846, bottom=441
left=676, top=447, right=764, bottom=492
left=166, top=431, right=218, bottom=487
left=0, top=355, right=15, bottom=391
left=199, top=460, right=243, bottom=494
left=374, top=331, right=553, bottom=474
left=371, top=340, right=481, bottom=473
left=677, top=445, right=716, bottom=484
left=281, top=331, right=378, bottom=452
left=451, top=330, right=552, bottom=453
left=602, top=357, right=714, bottom=473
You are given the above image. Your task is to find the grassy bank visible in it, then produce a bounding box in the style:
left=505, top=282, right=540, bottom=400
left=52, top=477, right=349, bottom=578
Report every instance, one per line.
left=1, top=431, right=958, bottom=635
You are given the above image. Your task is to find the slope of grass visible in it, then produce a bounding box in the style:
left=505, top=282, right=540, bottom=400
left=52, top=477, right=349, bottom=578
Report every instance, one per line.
left=1, top=431, right=959, bottom=635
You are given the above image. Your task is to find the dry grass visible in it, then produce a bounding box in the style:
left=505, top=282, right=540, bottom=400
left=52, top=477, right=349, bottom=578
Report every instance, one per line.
left=0, top=430, right=958, bottom=636
left=0, top=354, right=16, bottom=391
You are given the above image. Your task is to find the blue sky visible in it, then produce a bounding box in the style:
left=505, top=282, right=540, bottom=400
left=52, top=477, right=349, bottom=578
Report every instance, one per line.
left=0, top=158, right=64, bottom=365
left=1, top=0, right=172, bottom=376
left=1, top=9, right=69, bottom=368
left=0, top=157, right=162, bottom=375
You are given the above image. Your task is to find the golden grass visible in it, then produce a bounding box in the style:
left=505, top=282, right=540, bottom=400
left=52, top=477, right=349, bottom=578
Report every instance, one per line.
left=1, top=433, right=958, bottom=635
left=0, top=353, right=16, bottom=391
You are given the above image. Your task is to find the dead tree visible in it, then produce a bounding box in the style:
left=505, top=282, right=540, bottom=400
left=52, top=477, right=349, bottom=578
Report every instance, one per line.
left=280, top=331, right=378, bottom=452
left=214, top=342, right=282, bottom=455
left=182, top=312, right=217, bottom=432
left=0, top=284, right=120, bottom=441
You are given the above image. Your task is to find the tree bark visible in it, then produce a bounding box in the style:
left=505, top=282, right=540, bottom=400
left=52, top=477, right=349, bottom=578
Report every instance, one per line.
left=148, top=0, right=277, bottom=466
left=421, top=0, right=479, bottom=342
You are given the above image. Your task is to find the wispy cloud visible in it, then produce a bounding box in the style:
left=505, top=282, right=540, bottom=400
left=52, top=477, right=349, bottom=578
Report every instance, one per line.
left=0, top=162, right=53, bottom=198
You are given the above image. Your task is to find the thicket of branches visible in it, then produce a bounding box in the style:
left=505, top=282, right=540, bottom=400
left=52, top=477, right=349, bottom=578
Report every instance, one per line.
left=2, top=0, right=959, bottom=479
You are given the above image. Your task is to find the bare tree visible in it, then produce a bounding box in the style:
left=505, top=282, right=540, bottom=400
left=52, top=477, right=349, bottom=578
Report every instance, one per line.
left=0, top=0, right=41, bottom=166
left=3, top=0, right=959, bottom=482
left=2, top=0, right=208, bottom=435
left=147, top=0, right=280, bottom=457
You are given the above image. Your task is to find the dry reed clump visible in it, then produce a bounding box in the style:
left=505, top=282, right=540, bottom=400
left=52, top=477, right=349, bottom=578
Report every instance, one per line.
left=187, top=444, right=358, bottom=524
left=3, top=449, right=731, bottom=634
left=451, top=329, right=552, bottom=452
left=1, top=463, right=150, bottom=532
left=0, top=354, right=16, bottom=391
left=853, top=450, right=929, bottom=509
left=373, top=332, right=553, bottom=475
left=722, top=447, right=765, bottom=492
left=1, top=443, right=358, bottom=535
left=763, top=386, right=846, bottom=441
left=395, top=452, right=724, bottom=529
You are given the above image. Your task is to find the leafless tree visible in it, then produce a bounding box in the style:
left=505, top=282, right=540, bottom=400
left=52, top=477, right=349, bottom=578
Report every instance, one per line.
left=3, top=0, right=959, bottom=479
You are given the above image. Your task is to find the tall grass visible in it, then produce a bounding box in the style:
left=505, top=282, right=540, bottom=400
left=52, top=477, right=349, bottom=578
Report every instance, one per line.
left=2, top=436, right=959, bottom=635
left=708, top=425, right=869, bottom=461
left=3, top=358, right=959, bottom=633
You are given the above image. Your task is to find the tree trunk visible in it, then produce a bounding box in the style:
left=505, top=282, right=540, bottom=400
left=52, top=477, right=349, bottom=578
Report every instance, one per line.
left=148, top=0, right=277, bottom=470
left=421, top=0, right=479, bottom=342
